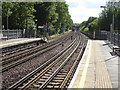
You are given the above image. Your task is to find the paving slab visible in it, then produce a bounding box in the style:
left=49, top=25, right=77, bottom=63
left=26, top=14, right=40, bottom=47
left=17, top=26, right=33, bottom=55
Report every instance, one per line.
left=68, top=39, right=119, bottom=89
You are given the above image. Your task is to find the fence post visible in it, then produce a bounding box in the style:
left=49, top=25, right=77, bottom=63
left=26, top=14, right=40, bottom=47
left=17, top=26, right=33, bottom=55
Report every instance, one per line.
left=118, top=32, right=120, bottom=47
left=107, top=31, right=109, bottom=41
left=7, top=29, right=9, bottom=39
left=17, top=29, right=18, bottom=38
left=110, top=31, right=111, bottom=43
left=112, top=31, right=113, bottom=44
left=113, top=32, right=115, bottom=45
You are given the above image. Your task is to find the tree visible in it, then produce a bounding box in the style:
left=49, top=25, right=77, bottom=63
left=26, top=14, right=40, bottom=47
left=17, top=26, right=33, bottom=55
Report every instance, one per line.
left=79, top=17, right=98, bottom=33
left=55, top=2, right=73, bottom=34
left=2, top=2, right=35, bottom=30
left=34, top=1, right=73, bottom=35
left=98, top=1, right=120, bottom=32
left=2, top=1, right=73, bottom=37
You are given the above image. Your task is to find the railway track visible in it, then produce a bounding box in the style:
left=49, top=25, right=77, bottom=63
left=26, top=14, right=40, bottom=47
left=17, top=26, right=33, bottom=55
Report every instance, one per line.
left=1, top=32, right=71, bottom=58
left=8, top=32, right=87, bottom=89
left=1, top=40, right=42, bottom=57
left=1, top=32, right=74, bottom=72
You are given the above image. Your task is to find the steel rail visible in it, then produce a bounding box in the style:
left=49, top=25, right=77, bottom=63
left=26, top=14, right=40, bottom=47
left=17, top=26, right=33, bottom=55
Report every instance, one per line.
left=1, top=32, right=73, bottom=57
left=59, top=43, right=85, bottom=88
left=44, top=33, right=87, bottom=89
left=39, top=32, right=87, bottom=89
left=39, top=36, right=80, bottom=89
left=1, top=33, right=74, bottom=72
left=0, top=42, right=62, bottom=72
left=8, top=38, right=77, bottom=90
left=1, top=33, right=72, bottom=63
left=18, top=38, right=78, bottom=89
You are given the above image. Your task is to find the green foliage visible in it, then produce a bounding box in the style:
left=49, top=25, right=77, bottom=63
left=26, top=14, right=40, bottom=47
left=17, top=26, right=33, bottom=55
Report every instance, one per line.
left=2, top=1, right=73, bottom=36
left=83, top=27, right=89, bottom=32
left=79, top=17, right=98, bottom=33
left=2, top=2, right=35, bottom=30
left=34, top=2, right=73, bottom=35
left=98, top=1, right=120, bottom=32
left=88, top=18, right=99, bottom=32
left=79, top=1, right=120, bottom=34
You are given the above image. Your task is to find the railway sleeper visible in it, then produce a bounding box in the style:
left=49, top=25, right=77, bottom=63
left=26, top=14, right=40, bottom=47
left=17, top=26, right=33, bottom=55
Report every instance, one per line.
left=47, top=71, right=53, bottom=74
left=52, top=79, right=63, bottom=82
left=42, top=76, right=50, bottom=79
left=54, top=75, right=66, bottom=79
left=71, top=57, right=77, bottom=60
left=33, top=84, right=40, bottom=88
left=47, top=85, right=59, bottom=88
left=60, top=69, right=68, bottom=73
left=47, top=70, right=54, bottom=73
left=58, top=72, right=67, bottom=75
left=37, top=79, right=46, bottom=83
left=36, top=81, right=44, bottom=85
left=49, top=82, right=61, bottom=85
left=56, top=75, right=66, bottom=78
left=44, top=73, right=51, bottom=77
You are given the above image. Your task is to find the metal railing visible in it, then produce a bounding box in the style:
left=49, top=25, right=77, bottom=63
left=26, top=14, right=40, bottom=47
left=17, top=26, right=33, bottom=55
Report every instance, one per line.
left=107, top=31, right=120, bottom=47
left=81, top=30, right=120, bottom=47
left=94, top=30, right=120, bottom=47
left=1, top=29, right=23, bottom=39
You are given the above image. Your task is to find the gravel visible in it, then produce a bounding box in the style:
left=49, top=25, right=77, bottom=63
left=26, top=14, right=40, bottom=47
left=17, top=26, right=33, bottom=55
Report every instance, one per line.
left=2, top=37, right=73, bottom=89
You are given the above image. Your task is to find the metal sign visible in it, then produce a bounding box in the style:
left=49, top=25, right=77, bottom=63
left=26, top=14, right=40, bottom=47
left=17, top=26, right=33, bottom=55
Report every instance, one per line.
left=38, top=26, right=44, bottom=28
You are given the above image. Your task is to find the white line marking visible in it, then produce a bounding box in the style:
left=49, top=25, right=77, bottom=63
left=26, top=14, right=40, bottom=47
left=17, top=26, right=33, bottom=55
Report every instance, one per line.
left=78, top=40, right=92, bottom=88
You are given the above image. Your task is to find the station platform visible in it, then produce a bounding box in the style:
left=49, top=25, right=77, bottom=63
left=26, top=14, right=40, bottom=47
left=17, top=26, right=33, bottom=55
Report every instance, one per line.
left=69, top=39, right=119, bottom=88
left=0, top=38, right=42, bottom=49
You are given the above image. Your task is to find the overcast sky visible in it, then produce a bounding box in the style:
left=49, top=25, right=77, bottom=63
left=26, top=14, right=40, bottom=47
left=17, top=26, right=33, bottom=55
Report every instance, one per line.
left=65, top=0, right=108, bottom=23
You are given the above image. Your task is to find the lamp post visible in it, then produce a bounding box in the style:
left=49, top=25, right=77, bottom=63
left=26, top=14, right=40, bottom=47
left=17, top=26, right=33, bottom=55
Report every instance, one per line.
left=7, top=13, right=8, bottom=30
left=6, top=9, right=9, bottom=39
left=100, top=5, right=115, bottom=30
left=26, top=16, right=28, bottom=37
left=34, top=19, right=38, bottom=38
left=100, top=6, right=112, bottom=42
left=43, top=24, right=47, bottom=40
left=26, top=16, right=32, bottom=38
left=100, top=5, right=117, bottom=44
